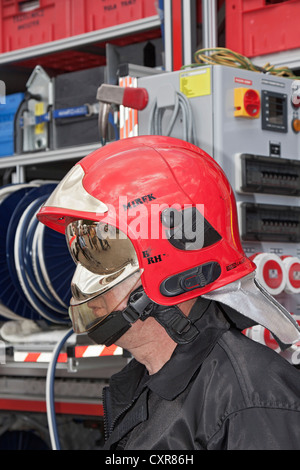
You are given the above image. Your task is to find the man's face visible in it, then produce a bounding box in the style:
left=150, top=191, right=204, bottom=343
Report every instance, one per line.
left=85, top=273, right=146, bottom=348
left=86, top=272, right=142, bottom=321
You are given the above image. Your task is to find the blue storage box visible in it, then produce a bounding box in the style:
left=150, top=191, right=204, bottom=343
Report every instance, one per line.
left=0, top=93, right=24, bottom=157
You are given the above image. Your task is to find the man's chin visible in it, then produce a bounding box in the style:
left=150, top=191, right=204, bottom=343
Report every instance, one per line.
left=114, top=327, right=132, bottom=349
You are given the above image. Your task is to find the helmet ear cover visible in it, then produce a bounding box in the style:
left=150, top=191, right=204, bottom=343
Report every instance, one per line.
left=160, top=262, right=222, bottom=297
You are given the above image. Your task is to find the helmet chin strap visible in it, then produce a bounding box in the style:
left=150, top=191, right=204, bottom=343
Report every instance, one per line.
left=88, top=286, right=201, bottom=346
left=124, top=287, right=202, bottom=344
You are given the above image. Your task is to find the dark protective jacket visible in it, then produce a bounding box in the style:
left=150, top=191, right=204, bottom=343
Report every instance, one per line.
left=102, top=298, right=300, bottom=450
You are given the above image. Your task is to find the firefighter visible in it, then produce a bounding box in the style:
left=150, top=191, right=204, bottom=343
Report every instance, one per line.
left=37, top=136, right=300, bottom=450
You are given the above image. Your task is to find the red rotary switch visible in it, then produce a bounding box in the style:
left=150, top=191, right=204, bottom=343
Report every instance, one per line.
left=234, top=87, right=261, bottom=118
left=243, top=89, right=261, bottom=117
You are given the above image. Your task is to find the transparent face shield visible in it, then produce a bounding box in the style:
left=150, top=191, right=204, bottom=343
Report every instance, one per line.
left=65, top=220, right=141, bottom=334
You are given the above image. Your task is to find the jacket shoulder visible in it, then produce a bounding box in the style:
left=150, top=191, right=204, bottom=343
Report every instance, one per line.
left=196, top=329, right=300, bottom=449
left=216, top=328, right=300, bottom=409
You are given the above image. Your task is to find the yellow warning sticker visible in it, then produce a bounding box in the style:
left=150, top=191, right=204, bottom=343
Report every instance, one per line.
left=180, top=68, right=211, bottom=98
left=35, top=102, right=45, bottom=135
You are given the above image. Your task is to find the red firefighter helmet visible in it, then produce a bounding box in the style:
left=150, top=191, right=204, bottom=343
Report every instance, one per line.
left=37, top=136, right=255, bottom=310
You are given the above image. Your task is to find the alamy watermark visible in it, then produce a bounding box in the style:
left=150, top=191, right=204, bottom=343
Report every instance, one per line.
left=97, top=199, right=205, bottom=248
left=69, top=198, right=206, bottom=250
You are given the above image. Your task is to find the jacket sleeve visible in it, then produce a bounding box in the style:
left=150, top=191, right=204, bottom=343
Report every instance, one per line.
left=207, top=406, right=300, bottom=450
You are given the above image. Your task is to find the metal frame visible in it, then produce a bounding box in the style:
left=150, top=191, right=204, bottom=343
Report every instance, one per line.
left=202, top=0, right=218, bottom=49
left=163, top=0, right=197, bottom=71
left=0, top=16, right=161, bottom=65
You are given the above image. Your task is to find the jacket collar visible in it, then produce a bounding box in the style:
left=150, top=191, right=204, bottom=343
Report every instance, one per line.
left=147, top=299, right=230, bottom=399
left=109, top=298, right=231, bottom=403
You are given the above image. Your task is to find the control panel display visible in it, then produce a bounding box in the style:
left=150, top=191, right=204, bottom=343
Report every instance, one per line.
left=261, top=90, right=288, bottom=133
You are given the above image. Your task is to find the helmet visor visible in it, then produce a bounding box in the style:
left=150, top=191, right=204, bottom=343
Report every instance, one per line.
left=65, top=220, right=141, bottom=333
left=66, top=220, right=138, bottom=278
left=69, top=271, right=142, bottom=334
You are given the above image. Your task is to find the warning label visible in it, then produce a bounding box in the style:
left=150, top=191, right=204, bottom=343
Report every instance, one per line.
left=180, top=68, right=211, bottom=98
left=235, top=77, right=253, bottom=86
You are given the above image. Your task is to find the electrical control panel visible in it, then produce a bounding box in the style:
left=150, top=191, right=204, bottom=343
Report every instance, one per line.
left=137, top=65, right=300, bottom=357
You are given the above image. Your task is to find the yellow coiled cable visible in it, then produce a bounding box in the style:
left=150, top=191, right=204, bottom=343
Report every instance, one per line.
left=182, top=47, right=297, bottom=79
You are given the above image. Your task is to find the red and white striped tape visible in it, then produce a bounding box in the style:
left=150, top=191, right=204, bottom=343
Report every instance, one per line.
left=14, top=344, right=123, bottom=363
